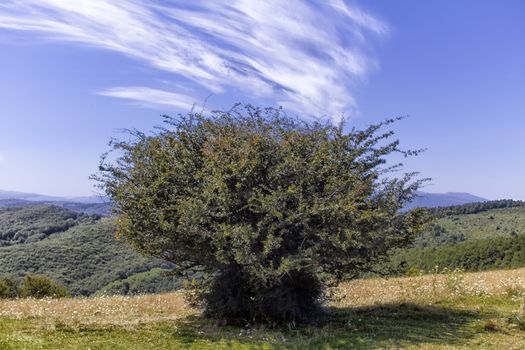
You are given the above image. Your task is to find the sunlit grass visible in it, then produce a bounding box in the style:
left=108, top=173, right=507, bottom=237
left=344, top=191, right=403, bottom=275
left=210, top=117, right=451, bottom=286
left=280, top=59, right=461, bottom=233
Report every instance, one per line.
left=3, top=268, right=525, bottom=349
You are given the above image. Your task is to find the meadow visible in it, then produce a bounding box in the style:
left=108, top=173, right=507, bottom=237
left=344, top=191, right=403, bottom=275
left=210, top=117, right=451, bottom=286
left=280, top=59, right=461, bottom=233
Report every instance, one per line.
left=3, top=268, right=525, bottom=349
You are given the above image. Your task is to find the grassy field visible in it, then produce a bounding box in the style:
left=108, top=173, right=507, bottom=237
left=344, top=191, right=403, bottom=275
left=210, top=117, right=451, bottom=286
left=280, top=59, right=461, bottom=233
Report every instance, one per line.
left=2, top=268, right=525, bottom=349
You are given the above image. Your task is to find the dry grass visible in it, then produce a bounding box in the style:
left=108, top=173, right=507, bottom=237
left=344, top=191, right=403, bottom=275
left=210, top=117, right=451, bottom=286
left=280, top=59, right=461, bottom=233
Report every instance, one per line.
left=2, top=268, right=525, bottom=349
left=1, top=267, right=525, bottom=325
left=331, top=267, right=525, bottom=308
left=0, top=291, right=195, bottom=327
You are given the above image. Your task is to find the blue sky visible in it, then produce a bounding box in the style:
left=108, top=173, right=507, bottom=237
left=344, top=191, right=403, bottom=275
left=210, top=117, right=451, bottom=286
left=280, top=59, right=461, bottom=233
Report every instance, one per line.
left=0, top=0, right=524, bottom=199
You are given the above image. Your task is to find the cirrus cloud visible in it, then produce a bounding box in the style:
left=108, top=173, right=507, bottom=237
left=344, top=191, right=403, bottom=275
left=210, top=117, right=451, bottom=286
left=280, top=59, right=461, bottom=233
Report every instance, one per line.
left=98, top=86, right=198, bottom=111
left=0, top=0, right=387, bottom=121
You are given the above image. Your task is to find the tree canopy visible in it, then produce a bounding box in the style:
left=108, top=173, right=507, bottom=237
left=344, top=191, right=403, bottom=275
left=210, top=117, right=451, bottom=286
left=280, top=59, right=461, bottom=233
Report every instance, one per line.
left=96, top=104, right=427, bottom=324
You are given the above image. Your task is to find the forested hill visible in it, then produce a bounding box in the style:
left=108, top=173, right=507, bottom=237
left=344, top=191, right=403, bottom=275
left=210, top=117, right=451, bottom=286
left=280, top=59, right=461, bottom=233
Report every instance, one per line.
left=0, top=199, right=112, bottom=216
left=385, top=200, right=525, bottom=274
left=0, top=204, right=98, bottom=246
left=4, top=199, right=525, bottom=295
left=425, top=199, right=525, bottom=218
left=0, top=204, right=178, bottom=296
left=0, top=219, right=176, bottom=295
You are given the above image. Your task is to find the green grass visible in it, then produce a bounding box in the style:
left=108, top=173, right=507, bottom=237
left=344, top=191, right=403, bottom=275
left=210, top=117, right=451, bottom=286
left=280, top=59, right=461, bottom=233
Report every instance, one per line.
left=0, top=299, right=521, bottom=349
left=3, top=267, right=525, bottom=349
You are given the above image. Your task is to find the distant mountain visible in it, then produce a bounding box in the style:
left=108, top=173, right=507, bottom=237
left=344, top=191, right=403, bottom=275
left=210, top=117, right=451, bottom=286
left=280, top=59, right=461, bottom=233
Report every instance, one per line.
left=0, top=190, right=111, bottom=216
left=0, top=199, right=32, bottom=207
left=2, top=189, right=487, bottom=212
left=405, top=191, right=488, bottom=210
left=0, top=189, right=107, bottom=204
left=0, top=190, right=63, bottom=202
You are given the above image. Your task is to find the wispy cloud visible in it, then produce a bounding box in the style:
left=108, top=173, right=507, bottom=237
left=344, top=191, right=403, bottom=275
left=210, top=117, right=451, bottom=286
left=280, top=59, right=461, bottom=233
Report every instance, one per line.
left=0, top=0, right=387, bottom=120
left=99, top=87, right=198, bottom=110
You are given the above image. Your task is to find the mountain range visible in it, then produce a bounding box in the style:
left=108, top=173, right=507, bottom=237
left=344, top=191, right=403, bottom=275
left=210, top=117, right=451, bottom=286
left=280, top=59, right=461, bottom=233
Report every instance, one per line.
left=0, top=189, right=487, bottom=210
left=405, top=191, right=488, bottom=210
left=0, top=190, right=107, bottom=204
left=0, top=190, right=111, bottom=216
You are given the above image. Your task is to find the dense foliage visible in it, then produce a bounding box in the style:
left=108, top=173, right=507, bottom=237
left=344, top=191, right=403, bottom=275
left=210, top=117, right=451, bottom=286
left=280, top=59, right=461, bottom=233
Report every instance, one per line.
left=426, top=200, right=525, bottom=218
left=0, top=277, right=18, bottom=298
left=96, top=105, right=426, bottom=324
left=391, top=233, right=525, bottom=273
left=97, top=268, right=183, bottom=296
left=0, top=209, right=175, bottom=295
left=19, top=275, right=70, bottom=298
left=0, top=205, right=97, bottom=246
left=373, top=205, right=525, bottom=274
left=0, top=275, right=69, bottom=299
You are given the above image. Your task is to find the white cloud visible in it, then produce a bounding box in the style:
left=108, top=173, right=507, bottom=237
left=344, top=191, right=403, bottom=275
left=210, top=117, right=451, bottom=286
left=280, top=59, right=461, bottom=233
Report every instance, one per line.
left=99, top=87, right=198, bottom=111
left=0, top=0, right=387, bottom=121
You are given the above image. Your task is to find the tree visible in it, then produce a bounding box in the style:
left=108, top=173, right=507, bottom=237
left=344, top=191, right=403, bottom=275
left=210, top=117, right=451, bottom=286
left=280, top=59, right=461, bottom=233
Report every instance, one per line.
left=95, top=104, right=427, bottom=324
left=0, top=277, right=18, bottom=299
left=19, top=275, right=69, bottom=298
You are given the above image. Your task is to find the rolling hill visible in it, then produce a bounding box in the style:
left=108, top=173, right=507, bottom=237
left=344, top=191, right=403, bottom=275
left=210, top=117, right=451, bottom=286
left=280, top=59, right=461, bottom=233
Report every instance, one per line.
left=2, top=195, right=524, bottom=296
left=0, top=204, right=97, bottom=246
left=0, top=190, right=112, bottom=215
left=0, top=204, right=178, bottom=295
left=0, top=199, right=112, bottom=216
left=386, top=201, right=525, bottom=274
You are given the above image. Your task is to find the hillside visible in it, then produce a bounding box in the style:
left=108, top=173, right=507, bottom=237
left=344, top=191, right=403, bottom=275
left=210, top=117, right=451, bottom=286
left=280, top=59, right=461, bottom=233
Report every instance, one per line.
left=385, top=203, right=525, bottom=274
left=4, top=200, right=525, bottom=296
left=96, top=267, right=183, bottom=296
left=0, top=205, right=178, bottom=295
left=0, top=199, right=112, bottom=216
left=0, top=204, right=97, bottom=246
left=50, top=201, right=112, bottom=216
left=2, top=267, right=525, bottom=349
left=391, top=233, right=525, bottom=273
left=414, top=206, right=525, bottom=247
left=0, top=189, right=112, bottom=216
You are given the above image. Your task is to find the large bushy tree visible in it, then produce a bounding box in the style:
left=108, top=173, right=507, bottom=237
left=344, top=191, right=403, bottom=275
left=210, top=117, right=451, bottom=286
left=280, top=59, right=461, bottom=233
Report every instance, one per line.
left=96, top=104, right=427, bottom=324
